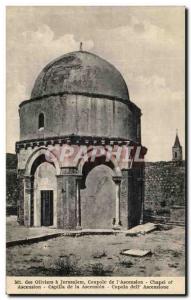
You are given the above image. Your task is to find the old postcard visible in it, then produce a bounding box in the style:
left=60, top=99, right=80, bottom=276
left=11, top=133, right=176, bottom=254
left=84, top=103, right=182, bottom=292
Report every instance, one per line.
left=6, top=6, right=186, bottom=295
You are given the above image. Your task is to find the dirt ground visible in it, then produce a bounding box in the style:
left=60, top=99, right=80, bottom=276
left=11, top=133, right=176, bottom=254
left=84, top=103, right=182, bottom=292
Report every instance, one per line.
left=6, top=218, right=185, bottom=277
left=6, top=216, right=61, bottom=242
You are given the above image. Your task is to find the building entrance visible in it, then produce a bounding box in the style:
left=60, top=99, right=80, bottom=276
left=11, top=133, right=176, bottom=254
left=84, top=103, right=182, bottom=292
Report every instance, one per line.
left=41, top=190, right=53, bottom=226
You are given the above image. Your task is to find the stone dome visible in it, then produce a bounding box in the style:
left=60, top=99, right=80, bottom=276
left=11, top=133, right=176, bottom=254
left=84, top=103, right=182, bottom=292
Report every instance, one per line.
left=31, top=51, right=129, bottom=101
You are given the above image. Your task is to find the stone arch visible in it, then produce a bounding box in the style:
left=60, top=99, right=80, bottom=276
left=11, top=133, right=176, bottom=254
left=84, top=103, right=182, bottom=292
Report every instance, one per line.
left=81, top=156, right=115, bottom=189
left=24, top=147, right=60, bottom=227
left=77, top=151, right=122, bottom=229
left=81, top=164, right=116, bottom=229
left=25, top=147, right=61, bottom=176
left=33, top=161, right=57, bottom=227
left=77, top=147, right=122, bottom=178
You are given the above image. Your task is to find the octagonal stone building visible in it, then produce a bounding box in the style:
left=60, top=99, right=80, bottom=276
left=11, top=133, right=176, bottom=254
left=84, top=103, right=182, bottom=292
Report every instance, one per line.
left=16, top=50, right=147, bottom=230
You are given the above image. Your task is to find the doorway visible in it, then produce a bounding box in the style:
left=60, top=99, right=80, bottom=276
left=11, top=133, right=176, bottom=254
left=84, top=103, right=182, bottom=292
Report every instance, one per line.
left=41, top=190, right=53, bottom=226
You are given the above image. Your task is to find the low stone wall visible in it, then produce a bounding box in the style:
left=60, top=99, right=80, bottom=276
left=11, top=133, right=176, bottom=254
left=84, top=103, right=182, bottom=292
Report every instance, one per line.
left=170, top=206, right=185, bottom=224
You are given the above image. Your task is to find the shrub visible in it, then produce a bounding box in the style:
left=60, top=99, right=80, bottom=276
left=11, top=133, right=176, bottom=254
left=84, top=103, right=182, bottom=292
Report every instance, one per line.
left=118, top=258, right=133, bottom=268
left=91, top=263, right=105, bottom=275
left=53, top=254, right=80, bottom=276
left=91, top=263, right=113, bottom=276
left=92, top=250, right=107, bottom=259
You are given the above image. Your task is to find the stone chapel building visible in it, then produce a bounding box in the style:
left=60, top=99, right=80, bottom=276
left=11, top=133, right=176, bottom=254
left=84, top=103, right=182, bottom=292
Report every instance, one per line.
left=16, top=49, right=147, bottom=230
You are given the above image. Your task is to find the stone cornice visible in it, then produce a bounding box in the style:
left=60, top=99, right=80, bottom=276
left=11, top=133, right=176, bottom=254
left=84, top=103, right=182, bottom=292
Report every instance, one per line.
left=15, top=135, right=145, bottom=153
left=19, top=91, right=141, bottom=116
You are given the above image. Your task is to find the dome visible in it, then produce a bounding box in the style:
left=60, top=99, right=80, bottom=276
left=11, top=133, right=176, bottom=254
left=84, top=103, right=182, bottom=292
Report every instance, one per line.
left=31, top=51, right=129, bottom=101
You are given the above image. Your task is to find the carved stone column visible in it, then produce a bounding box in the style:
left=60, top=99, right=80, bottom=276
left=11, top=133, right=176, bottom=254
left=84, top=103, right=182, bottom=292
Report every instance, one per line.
left=113, top=176, right=122, bottom=229
left=17, top=169, right=25, bottom=225
left=137, top=176, right=144, bottom=224
left=24, top=175, right=34, bottom=227
left=56, top=174, right=64, bottom=228
left=76, top=176, right=82, bottom=230
left=120, top=169, right=129, bottom=229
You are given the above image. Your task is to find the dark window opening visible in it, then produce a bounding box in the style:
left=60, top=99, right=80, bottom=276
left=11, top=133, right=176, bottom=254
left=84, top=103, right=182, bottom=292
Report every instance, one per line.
left=175, top=152, right=177, bottom=158
left=38, top=113, right=44, bottom=129
left=160, top=200, right=166, bottom=207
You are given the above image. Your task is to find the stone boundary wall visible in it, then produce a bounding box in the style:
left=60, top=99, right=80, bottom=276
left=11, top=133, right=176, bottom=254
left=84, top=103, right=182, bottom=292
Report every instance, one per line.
left=6, top=153, right=18, bottom=215
left=144, top=161, right=185, bottom=223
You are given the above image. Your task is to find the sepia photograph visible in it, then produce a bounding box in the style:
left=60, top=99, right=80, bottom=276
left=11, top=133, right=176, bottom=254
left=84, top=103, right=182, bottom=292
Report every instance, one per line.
left=6, top=6, right=186, bottom=295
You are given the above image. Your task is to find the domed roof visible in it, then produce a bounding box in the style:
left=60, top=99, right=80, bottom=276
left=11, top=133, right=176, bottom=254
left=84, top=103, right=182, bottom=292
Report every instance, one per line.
left=31, top=51, right=129, bottom=101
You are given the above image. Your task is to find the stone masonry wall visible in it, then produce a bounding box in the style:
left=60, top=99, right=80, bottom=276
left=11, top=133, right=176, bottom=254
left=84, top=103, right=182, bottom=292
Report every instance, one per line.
left=6, top=153, right=18, bottom=216
left=144, top=161, right=185, bottom=222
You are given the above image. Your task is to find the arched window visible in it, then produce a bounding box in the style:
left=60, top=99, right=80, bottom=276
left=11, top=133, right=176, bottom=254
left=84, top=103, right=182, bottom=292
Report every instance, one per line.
left=175, top=152, right=177, bottom=158
left=38, top=113, right=44, bottom=130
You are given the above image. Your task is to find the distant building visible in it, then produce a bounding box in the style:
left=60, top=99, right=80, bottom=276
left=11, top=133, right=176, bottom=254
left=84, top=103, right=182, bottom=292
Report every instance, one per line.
left=172, top=131, right=182, bottom=161
left=143, top=132, right=185, bottom=225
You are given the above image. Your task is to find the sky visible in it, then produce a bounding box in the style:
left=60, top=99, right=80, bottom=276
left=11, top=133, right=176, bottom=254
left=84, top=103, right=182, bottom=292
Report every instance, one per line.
left=6, top=6, right=185, bottom=161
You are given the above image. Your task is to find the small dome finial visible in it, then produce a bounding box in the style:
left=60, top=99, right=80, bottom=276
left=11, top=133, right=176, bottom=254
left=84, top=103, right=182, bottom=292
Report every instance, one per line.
left=80, top=42, right=83, bottom=51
